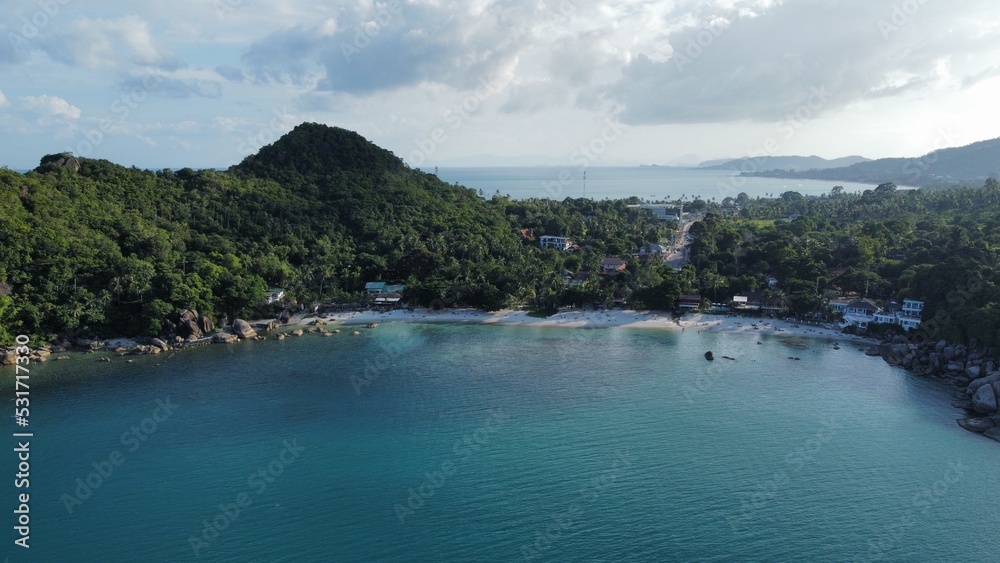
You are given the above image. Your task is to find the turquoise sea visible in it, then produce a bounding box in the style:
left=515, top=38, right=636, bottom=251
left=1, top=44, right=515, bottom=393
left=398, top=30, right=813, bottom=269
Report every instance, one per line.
left=4, top=324, right=1000, bottom=562
left=435, top=167, right=880, bottom=201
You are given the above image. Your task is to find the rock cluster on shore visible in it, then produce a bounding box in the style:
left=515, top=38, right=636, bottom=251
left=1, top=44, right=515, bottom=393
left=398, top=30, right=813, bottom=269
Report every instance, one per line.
left=876, top=335, right=1000, bottom=441
left=0, top=308, right=376, bottom=365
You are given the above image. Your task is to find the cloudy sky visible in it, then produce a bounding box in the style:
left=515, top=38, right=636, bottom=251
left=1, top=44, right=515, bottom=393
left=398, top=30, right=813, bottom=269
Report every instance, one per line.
left=2, top=0, right=999, bottom=170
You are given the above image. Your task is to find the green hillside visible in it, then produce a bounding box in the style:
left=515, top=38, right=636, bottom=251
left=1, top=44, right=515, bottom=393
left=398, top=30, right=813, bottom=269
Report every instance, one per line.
left=742, top=136, right=1000, bottom=187
left=0, top=123, right=672, bottom=343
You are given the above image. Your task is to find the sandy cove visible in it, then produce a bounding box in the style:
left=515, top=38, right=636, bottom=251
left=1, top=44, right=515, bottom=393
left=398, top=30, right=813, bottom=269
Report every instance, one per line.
left=275, top=308, right=877, bottom=345
left=2, top=309, right=876, bottom=370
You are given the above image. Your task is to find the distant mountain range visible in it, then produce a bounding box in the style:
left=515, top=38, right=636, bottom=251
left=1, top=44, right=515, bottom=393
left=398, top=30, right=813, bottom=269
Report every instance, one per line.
left=697, top=155, right=871, bottom=171
left=739, top=136, right=1000, bottom=188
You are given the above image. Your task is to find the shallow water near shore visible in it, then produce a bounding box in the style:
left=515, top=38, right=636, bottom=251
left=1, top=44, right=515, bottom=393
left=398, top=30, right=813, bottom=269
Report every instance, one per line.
left=5, top=323, right=1000, bottom=562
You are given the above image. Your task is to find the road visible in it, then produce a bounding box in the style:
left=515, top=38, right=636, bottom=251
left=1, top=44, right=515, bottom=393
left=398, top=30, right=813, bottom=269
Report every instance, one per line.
left=664, top=219, right=696, bottom=269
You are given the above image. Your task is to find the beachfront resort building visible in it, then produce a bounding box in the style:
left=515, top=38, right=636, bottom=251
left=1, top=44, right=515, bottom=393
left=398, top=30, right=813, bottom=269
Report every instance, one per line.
left=539, top=236, right=574, bottom=251
left=678, top=294, right=702, bottom=311
left=731, top=291, right=784, bottom=314
left=902, top=298, right=924, bottom=317
left=365, top=282, right=406, bottom=295
left=839, top=298, right=924, bottom=331
left=829, top=299, right=850, bottom=314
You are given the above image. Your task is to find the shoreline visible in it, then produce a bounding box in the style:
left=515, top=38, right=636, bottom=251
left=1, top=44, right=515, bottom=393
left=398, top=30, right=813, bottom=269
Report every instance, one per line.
left=281, top=308, right=878, bottom=344
left=1, top=308, right=879, bottom=370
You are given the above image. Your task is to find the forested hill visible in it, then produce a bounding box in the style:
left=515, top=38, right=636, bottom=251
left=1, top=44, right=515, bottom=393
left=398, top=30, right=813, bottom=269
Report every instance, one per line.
left=227, top=122, right=519, bottom=281
left=0, top=123, right=529, bottom=343
left=741, top=135, right=1000, bottom=188
left=234, top=122, right=406, bottom=179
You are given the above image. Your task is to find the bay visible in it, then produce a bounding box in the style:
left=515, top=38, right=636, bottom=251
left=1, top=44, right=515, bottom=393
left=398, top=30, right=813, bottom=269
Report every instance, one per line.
left=6, top=324, right=999, bottom=562
left=435, top=166, right=879, bottom=201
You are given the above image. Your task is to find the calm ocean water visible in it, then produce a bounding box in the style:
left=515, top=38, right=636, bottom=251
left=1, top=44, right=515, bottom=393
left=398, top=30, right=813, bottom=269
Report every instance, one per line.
left=435, top=167, right=879, bottom=201
left=5, top=324, right=1000, bottom=562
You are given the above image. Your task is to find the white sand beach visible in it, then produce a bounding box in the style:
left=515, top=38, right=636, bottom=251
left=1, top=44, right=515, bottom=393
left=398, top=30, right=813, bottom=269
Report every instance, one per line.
left=278, top=308, right=876, bottom=345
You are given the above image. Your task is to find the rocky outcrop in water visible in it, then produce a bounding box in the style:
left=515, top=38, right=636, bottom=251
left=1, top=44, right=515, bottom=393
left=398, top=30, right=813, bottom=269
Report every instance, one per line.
left=212, top=332, right=239, bottom=344
left=232, top=319, right=258, bottom=340
left=877, top=334, right=1000, bottom=441
left=971, top=384, right=998, bottom=414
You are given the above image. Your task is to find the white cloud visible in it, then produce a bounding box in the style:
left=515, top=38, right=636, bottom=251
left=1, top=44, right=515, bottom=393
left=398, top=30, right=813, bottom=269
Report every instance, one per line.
left=21, top=94, right=81, bottom=119
left=2, top=0, right=1000, bottom=169
left=41, top=15, right=179, bottom=70
left=597, top=0, right=1000, bottom=124
left=240, top=1, right=542, bottom=94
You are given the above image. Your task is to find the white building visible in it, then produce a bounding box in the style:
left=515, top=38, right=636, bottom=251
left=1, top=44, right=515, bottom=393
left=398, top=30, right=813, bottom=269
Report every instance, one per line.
left=627, top=204, right=683, bottom=222
left=873, top=312, right=896, bottom=324
left=839, top=298, right=924, bottom=332
left=829, top=299, right=850, bottom=314
left=902, top=299, right=924, bottom=317
left=539, top=236, right=573, bottom=251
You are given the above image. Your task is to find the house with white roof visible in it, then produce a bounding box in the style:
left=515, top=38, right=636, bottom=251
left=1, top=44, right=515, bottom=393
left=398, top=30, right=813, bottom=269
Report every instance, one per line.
left=539, top=236, right=574, bottom=251
left=839, top=297, right=924, bottom=331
